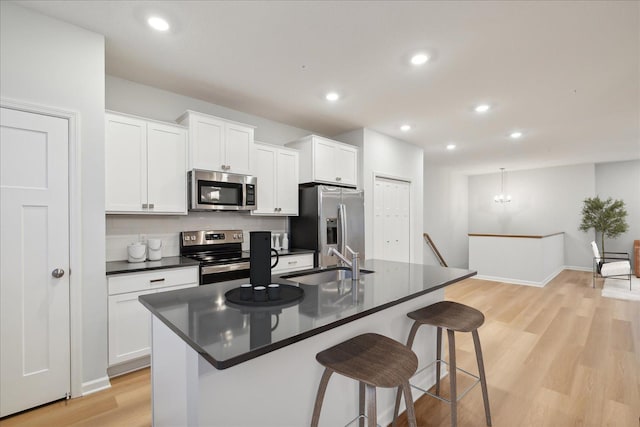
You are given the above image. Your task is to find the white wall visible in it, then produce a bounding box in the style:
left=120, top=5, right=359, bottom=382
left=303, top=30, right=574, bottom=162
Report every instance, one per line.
left=423, top=165, right=469, bottom=268
left=106, top=75, right=311, bottom=146
left=595, top=159, right=640, bottom=270
left=0, top=2, right=107, bottom=387
left=468, top=163, right=596, bottom=269
left=336, top=129, right=424, bottom=264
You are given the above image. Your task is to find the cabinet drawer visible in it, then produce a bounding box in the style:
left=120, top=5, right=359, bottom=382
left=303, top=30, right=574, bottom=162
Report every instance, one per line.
left=273, top=253, right=314, bottom=274
left=108, top=266, right=199, bottom=295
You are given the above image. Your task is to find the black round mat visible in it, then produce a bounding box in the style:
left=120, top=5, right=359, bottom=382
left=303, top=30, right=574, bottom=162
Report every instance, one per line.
left=225, top=284, right=304, bottom=307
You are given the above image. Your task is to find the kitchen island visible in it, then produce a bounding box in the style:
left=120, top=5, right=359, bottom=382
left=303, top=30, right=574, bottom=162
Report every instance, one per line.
left=140, top=259, right=476, bottom=427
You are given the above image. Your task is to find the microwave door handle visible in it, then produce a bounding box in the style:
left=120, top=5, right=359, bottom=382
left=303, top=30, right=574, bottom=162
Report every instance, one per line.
left=338, top=203, right=347, bottom=256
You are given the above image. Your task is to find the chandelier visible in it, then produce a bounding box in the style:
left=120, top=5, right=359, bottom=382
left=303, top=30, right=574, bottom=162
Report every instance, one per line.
left=494, top=168, right=511, bottom=203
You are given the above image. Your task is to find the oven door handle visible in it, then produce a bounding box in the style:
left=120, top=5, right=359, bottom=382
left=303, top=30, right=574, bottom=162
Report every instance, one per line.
left=201, top=262, right=250, bottom=275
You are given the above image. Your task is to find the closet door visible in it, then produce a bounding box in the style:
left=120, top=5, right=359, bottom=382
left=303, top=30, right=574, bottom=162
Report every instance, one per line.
left=373, top=176, right=411, bottom=262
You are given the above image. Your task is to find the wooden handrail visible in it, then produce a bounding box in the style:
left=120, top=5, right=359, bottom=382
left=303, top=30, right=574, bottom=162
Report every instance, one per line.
left=423, top=233, right=447, bottom=267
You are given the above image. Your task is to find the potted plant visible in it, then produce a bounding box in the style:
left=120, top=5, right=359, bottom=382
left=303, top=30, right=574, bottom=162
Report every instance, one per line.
left=579, top=196, right=629, bottom=254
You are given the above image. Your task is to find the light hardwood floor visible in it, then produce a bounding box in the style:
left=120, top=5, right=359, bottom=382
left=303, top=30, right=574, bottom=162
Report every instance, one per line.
left=2, top=270, right=638, bottom=427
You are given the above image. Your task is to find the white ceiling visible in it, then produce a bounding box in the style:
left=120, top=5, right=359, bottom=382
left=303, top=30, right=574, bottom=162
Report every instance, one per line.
left=19, top=0, right=640, bottom=174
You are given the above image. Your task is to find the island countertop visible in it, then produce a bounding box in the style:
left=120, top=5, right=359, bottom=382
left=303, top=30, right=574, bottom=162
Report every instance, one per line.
left=139, top=259, right=476, bottom=369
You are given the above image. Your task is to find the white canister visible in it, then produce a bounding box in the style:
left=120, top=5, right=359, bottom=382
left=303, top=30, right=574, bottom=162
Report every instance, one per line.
left=147, top=239, right=163, bottom=261
left=127, top=243, right=146, bottom=263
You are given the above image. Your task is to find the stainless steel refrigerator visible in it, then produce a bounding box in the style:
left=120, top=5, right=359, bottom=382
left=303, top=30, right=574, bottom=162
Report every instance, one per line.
left=289, top=185, right=365, bottom=267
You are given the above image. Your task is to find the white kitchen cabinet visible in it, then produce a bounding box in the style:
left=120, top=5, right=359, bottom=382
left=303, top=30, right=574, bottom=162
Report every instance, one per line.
left=177, top=110, right=254, bottom=174
left=286, top=135, right=358, bottom=187
left=105, top=112, right=187, bottom=214
left=251, top=142, right=299, bottom=216
left=107, top=266, right=198, bottom=367
left=272, top=253, right=314, bottom=274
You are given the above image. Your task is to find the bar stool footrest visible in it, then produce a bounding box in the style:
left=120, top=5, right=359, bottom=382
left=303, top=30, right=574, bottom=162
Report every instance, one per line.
left=411, top=359, right=481, bottom=404
left=344, top=414, right=381, bottom=427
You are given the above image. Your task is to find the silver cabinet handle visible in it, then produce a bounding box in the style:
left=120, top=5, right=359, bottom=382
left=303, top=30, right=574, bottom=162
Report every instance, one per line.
left=52, top=268, right=65, bottom=278
left=336, top=177, right=342, bottom=181
left=150, top=278, right=165, bottom=283
left=148, top=203, right=154, bottom=209
left=288, top=261, right=298, bottom=265
left=142, top=203, right=148, bottom=209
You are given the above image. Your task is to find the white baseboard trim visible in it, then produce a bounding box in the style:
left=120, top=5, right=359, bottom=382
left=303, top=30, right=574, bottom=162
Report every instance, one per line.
left=81, top=376, right=111, bottom=396
left=474, top=267, right=565, bottom=288
left=107, top=356, right=150, bottom=378
left=564, top=265, right=592, bottom=272
left=473, top=274, right=546, bottom=287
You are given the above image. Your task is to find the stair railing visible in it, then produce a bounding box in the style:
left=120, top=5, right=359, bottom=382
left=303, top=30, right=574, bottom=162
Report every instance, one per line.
left=423, top=233, right=448, bottom=267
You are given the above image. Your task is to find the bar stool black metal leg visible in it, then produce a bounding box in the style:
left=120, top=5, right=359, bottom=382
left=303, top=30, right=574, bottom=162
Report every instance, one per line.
left=472, top=329, right=492, bottom=426
left=447, top=329, right=457, bottom=427
left=310, top=368, right=333, bottom=427
left=435, top=326, right=442, bottom=396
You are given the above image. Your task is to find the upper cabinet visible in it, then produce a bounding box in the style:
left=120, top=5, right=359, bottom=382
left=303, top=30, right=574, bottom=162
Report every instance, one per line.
left=286, top=135, right=358, bottom=187
left=177, top=110, right=254, bottom=175
left=105, top=112, right=187, bottom=214
left=251, top=142, right=299, bottom=216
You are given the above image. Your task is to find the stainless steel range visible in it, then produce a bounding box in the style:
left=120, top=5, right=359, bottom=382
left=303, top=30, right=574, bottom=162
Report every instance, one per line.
left=180, top=230, right=250, bottom=285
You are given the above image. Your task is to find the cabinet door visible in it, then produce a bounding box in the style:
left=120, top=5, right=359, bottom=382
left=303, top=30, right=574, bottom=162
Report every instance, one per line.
left=191, top=115, right=224, bottom=171
left=313, top=138, right=336, bottom=183
left=335, top=145, right=358, bottom=186
left=225, top=123, right=253, bottom=174
left=147, top=123, right=187, bottom=214
left=271, top=253, right=314, bottom=274
left=105, top=114, right=147, bottom=212
left=108, top=289, right=155, bottom=366
left=277, top=149, right=299, bottom=215
left=252, top=144, right=277, bottom=214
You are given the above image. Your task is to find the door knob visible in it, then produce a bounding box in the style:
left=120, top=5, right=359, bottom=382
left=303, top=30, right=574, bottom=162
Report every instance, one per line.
left=52, top=268, right=65, bottom=278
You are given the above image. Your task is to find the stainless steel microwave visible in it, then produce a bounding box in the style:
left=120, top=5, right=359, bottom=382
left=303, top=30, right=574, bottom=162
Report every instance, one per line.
left=188, top=169, right=257, bottom=211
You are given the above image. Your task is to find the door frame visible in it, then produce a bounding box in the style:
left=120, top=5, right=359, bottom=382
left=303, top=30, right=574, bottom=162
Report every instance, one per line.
left=371, top=172, right=413, bottom=262
left=1, top=97, right=83, bottom=398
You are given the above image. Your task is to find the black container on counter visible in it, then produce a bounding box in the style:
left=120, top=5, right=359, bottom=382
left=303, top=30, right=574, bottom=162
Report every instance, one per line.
left=249, top=231, right=279, bottom=287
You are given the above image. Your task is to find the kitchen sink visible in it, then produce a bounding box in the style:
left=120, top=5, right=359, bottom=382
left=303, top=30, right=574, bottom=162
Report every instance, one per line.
left=281, top=267, right=374, bottom=286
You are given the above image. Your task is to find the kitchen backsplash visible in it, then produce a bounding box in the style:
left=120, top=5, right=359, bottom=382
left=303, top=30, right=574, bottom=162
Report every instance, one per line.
left=106, top=212, right=287, bottom=261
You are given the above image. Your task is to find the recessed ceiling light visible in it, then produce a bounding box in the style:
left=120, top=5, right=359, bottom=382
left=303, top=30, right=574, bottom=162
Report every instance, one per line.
left=400, top=124, right=411, bottom=132
left=446, top=144, right=456, bottom=150
left=148, top=16, right=170, bottom=32
left=510, top=131, right=523, bottom=139
left=410, top=53, right=429, bottom=66
left=474, top=104, right=490, bottom=113
left=325, top=92, right=340, bottom=102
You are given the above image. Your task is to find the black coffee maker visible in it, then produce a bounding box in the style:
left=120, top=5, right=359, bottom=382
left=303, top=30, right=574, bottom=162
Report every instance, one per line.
left=249, top=231, right=279, bottom=287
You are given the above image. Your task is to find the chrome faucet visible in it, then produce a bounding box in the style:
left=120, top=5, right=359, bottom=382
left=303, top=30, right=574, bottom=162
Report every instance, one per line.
left=327, top=245, right=360, bottom=280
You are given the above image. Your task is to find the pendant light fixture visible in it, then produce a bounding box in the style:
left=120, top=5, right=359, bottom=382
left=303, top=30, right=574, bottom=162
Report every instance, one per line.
left=494, top=168, right=511, bottom=203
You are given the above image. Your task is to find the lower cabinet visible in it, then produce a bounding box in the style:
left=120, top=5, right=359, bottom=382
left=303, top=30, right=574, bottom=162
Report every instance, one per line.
left=107, top=266, right=198, bottom=367
left=272, top=253, right=314, bottom=275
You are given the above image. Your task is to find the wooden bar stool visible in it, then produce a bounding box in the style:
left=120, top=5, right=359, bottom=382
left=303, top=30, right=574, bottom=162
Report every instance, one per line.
left=392, top=301, right=491, bottom=427
left=311, top=333, right=418, bottom=427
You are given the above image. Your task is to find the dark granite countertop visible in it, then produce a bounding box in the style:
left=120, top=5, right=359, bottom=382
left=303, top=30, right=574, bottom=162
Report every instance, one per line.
left=106, top=256, right=200, bottom=275
left=139, top=259, right=476, bottom=369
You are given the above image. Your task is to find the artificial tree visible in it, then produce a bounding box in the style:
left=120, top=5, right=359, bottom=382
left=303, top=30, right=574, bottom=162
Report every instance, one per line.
left=579, top=196, right=629, bottom=254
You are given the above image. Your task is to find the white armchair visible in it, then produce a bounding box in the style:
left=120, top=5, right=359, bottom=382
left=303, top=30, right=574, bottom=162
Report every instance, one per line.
left=590, top=241, right=632, bottom=289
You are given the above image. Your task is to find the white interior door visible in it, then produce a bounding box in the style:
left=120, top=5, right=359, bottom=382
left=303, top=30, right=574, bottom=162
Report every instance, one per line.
left=0, top=107, right=70, bottom=417
left=373, top=176, right=411, bottom=262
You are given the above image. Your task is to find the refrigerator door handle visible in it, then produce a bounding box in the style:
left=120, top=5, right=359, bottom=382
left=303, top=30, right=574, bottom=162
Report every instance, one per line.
left=338, top=203, right=347, bottom=256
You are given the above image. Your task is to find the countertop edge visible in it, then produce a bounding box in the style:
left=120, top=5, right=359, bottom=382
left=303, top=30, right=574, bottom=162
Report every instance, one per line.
left=139, top=268, right=477, bottom=370
left=106, top=256, right=200, bottom=275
